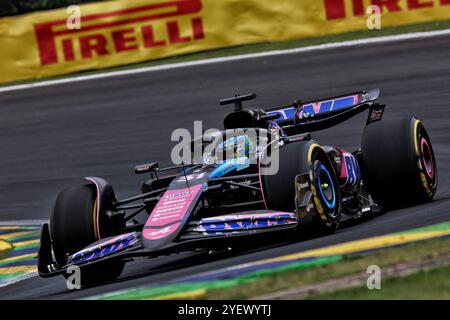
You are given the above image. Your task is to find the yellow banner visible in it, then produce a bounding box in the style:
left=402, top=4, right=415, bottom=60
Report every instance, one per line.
left=1, top=0, right=450, bottom=84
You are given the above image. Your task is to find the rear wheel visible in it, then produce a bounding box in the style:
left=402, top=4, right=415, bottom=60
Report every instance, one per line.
left=262, top=141, right=341, bottom=232
left=308, top=144, right=341, bottom=232
left=50, top=183, right=124, bottom=287
left=362, top=117, right=437, bottom=208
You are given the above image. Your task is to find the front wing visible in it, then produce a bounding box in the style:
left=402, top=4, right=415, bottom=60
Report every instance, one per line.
left=38, top=211, right=299, bottom=278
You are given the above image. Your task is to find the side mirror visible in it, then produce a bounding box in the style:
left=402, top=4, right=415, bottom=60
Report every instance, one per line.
left=134, top=162, right=159, bottom=174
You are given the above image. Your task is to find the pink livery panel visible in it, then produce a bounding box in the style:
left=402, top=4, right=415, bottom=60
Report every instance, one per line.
left=142, top=184, right=203, bottom=246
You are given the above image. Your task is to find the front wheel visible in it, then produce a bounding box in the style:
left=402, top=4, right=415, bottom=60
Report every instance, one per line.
left=50, top=183, right=124, bottom=287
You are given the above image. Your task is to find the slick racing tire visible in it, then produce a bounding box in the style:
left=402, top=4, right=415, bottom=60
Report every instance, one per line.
left=262, top=141, right=341, bottom=232
left=50, top=183, right=124, bottom=286
left=362, top=117, right=437, bottom=209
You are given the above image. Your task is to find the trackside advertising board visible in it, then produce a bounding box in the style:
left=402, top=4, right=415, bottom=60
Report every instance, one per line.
left=1, top=0, right=450, bottom=84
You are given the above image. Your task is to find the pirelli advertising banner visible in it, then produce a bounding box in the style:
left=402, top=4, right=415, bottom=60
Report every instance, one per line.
left=1, top=0, right=450, bottom=84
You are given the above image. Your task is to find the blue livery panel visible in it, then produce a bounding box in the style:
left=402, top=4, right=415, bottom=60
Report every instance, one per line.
left=268, top=95, right=359, bottom=121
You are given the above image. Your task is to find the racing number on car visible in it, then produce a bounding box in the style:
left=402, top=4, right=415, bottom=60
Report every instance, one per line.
left=343, top=153, right=361, bottom=186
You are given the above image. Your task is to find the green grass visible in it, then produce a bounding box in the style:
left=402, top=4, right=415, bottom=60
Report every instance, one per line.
left=310, top=263, right=450, bottom=300
left=2, top=18, right=450, bottom=88
left=203, top=236, right=450, bottom=299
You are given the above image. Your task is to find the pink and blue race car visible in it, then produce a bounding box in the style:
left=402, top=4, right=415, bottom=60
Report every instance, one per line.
left=38, top=89, right=437, bottom=286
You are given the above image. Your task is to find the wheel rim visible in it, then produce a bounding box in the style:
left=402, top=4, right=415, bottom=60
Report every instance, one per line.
left=416, top=122, right=437, bottom=192
left=316, top=163, right=336, bottom=210
left=420, top=137, right=434, bottom=179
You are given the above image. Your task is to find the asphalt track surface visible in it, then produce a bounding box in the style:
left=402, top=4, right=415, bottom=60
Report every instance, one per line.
left=1, top=34, right=450, bottom=299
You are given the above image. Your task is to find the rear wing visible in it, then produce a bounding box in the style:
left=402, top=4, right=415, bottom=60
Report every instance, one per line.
left=269, top=88, right=384, bottom=133
left=266, top=88, right=380, bottom=122
left=221, top=89, right=384, bottom=134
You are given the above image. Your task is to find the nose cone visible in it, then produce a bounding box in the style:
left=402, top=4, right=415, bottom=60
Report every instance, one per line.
left=142, top=182, right=204, bottom=250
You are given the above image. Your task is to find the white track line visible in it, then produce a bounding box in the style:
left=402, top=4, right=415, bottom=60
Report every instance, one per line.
left=1, top=28, right=450, bottom=94
left=0, top=272, right=38, bottom=288
left=0, top=219, right=48, bottom=226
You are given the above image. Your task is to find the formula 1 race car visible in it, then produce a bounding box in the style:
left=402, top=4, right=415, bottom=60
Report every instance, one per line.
left=38, top=89, right=438, bottom=286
